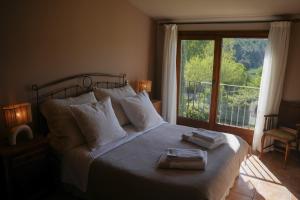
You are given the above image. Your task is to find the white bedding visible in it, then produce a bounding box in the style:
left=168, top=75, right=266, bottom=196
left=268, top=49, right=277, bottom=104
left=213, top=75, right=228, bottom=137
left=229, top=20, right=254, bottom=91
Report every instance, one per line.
left=61, top=122, right=167, bottom=192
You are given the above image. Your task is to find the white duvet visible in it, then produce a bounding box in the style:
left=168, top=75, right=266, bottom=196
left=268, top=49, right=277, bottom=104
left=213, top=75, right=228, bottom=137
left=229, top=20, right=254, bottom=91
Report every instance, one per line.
left=61, top=122, right=166, bottom=192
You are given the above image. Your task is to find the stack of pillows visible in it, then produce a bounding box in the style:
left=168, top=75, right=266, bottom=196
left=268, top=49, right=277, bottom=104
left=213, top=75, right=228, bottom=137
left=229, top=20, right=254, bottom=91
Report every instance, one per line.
left=41, top=85, right=163, bottom=153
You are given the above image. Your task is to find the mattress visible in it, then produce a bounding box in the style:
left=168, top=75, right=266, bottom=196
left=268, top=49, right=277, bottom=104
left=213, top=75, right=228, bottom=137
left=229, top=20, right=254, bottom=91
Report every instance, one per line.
left=78, top=123, right=249, bottom=200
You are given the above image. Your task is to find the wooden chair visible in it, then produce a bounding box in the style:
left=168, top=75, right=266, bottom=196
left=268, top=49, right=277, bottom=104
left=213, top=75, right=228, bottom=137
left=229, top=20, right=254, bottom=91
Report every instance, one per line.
left=260, top=114, right=300, bottom=166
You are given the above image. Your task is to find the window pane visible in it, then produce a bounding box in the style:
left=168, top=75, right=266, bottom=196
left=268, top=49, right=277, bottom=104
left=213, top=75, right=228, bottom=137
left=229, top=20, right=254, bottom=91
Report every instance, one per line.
left=217, top=38, right=268, bottom=129
left=178, top=40, right=215, bottom=122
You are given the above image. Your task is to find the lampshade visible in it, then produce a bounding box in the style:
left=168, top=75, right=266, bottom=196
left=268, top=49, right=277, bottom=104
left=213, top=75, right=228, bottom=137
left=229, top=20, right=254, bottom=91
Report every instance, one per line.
left=2, top=103, right=32, bottom=128
left=136, top=80, right=152, bottom=93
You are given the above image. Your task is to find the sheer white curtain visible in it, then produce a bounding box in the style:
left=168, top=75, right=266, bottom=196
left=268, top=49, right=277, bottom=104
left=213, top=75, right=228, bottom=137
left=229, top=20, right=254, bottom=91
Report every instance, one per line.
left=252, top=21, right=291, bottom=151
left=162, top=24, right=178, bottom=124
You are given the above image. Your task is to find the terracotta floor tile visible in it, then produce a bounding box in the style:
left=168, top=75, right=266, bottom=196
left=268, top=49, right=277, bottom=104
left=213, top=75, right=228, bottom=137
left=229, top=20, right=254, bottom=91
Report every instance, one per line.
left=226, top=191, right=252, bottom=200
left=227, top=151, right=300, bottom=200
left=291, top=193, right=299, bottom=200
left=231, top=175, right=256, bottom=198
left=253, top=191, right=265, bottom=200
left=252, top=180, right=290, bottom=200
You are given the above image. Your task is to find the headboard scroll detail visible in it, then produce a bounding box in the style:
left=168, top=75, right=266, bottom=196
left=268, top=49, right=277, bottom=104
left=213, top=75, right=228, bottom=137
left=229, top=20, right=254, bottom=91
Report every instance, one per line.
left=32, top=73, right=127, bottom=103
left=31, top=72, right=127, bottom=134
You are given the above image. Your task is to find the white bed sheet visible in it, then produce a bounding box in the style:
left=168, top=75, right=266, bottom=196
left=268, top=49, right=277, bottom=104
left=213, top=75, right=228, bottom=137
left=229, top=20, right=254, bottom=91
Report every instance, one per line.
left=61, top=122, right=166, bottom=192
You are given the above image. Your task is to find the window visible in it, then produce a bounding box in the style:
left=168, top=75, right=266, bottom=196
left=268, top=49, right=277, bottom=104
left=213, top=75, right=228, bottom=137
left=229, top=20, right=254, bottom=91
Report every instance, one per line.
left=179, top=39, right=215, bottom=122
left=177, top=31, right=268, bottom=140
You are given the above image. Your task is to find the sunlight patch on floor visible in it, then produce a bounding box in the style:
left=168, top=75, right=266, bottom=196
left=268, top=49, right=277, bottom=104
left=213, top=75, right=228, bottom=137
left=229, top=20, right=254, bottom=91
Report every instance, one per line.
left=241, top=155, right=281, bottom=184
left=237, top=155, right=298, bottom=200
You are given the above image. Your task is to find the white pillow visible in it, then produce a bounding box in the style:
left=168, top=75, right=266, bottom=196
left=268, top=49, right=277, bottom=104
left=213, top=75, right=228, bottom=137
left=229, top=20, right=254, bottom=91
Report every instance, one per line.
left=120, top=91, right=163, bottom=130
left=40, top=92, right=97, bottom=152
left=69, top=97, right=127, bottom=151
left=93, top=85, right=136, bottom=126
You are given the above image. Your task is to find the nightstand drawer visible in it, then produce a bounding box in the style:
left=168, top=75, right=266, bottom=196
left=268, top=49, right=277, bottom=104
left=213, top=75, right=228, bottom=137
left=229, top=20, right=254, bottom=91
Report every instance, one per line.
left=11, top=147, right=48, bottom=168
left=12, top=155, right=51, bottom=199
left=0, top=137, right=54, bottom=200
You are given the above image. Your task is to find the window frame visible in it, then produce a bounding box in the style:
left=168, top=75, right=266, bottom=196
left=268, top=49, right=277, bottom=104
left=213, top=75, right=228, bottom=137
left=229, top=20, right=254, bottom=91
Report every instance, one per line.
left=176, top=30, right=269, bottom=144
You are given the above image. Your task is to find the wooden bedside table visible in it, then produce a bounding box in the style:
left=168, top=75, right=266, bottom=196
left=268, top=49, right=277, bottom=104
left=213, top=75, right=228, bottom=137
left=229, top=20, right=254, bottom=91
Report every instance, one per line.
left=0, top=136, right=54, bottom=200
left=151, top=99, right=162, bottom=115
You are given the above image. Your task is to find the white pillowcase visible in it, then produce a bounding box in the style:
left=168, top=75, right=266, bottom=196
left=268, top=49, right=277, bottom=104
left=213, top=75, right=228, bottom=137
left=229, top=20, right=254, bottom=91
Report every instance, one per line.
left=40, top=92, right=97, bottom=152
left=120, top=91, right=163, bottom=130
left=93, top=85, right=136, bottom=126
left=70, top=97, right=127, bottom=151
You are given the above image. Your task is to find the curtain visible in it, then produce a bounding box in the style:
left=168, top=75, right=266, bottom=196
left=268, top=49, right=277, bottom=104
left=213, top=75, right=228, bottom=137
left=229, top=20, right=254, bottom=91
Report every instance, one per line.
left=162, top=24, right=178, bottom=124
left=252, top=21, right=291, bottom=151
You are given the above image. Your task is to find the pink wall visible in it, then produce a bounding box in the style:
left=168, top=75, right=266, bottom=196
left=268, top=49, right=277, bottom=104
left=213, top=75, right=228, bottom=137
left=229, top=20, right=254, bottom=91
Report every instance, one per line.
left=1, top=0, right=155, bottom=105
left=283, top=22, right=300, bottom=101
left=0, top=0, right=155, bottom=136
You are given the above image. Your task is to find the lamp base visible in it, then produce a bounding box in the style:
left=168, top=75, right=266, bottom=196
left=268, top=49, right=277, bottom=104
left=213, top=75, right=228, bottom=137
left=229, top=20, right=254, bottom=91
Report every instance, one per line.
left=9, top=124, right=34, bottom=146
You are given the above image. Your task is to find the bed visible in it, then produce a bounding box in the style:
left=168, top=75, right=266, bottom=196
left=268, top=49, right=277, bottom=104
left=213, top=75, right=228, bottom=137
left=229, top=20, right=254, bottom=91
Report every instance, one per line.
left=32, top=73, right=249, bottom=200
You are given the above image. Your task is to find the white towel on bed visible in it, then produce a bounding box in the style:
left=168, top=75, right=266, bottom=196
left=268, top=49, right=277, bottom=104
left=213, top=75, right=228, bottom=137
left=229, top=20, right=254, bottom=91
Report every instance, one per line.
left=182, top=132, right=225, bottom=149
left=166, top=148, right=206, bottom=161
left=158, top=148, right=207, bottom=170
left=192, top=129, right=224, bottom=143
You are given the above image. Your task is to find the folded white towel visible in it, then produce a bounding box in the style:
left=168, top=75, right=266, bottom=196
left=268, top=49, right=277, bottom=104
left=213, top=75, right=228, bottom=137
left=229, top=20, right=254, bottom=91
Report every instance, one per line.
left=182, top=133, right=225, bottom=149
left=192, top=129, right=224, bottom=143
left=157, top=149, right=207, bottom=170
left=166, top=148, right=206, bottom=161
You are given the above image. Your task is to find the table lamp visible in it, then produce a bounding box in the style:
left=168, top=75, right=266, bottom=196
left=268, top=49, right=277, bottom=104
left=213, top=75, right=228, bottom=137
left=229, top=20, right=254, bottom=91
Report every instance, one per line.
left=136, top=80, right=152, bottom=94
left=2, top=103, right=33, bottom=145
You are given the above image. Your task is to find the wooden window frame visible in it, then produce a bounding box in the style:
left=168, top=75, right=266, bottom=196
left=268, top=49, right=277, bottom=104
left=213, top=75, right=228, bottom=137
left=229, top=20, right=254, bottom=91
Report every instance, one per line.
left=176, top=30, right=269, bottom=144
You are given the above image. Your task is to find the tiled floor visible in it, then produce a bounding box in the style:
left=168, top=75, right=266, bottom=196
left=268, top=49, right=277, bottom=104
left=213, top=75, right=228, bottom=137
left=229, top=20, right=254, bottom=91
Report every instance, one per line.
left=45, top=151, right=300, bottom=200
left=226, top=151, right=300, bottom=200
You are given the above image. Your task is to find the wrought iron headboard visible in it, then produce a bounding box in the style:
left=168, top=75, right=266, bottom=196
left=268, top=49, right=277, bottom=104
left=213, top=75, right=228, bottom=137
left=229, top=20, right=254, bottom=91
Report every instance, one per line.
left=32, top=72, right=127, bottom=134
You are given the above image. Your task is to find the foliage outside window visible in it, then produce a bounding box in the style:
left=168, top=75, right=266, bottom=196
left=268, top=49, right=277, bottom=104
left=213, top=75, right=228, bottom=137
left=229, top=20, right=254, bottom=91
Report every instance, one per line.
left=178, top=38, right=268, bottom=129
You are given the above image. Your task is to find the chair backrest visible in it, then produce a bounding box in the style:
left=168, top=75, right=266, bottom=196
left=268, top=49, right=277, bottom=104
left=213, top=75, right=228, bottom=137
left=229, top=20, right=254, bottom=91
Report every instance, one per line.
left=278, top=101, right=300, bottom=129
left=264, top=114, right=278, bottom=131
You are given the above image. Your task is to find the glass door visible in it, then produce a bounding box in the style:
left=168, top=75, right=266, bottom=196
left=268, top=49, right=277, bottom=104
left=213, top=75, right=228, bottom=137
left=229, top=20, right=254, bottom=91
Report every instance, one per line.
left=216, top=38, right=268, bottom=130
left=176, top=32, right=268, bottom=142
left=177, top=39, right=216, bottom=128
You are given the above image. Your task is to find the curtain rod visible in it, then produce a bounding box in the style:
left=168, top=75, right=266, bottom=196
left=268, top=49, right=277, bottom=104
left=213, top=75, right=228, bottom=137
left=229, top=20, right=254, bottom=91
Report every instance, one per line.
left=158, top=18, right=300, bottom=25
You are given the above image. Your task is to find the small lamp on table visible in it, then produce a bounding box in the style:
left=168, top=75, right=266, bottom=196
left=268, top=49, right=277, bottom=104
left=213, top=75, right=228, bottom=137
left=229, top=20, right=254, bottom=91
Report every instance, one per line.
left=136, top=80, right=152, bottom=97
left=2, top=103, right=33, bottom=145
